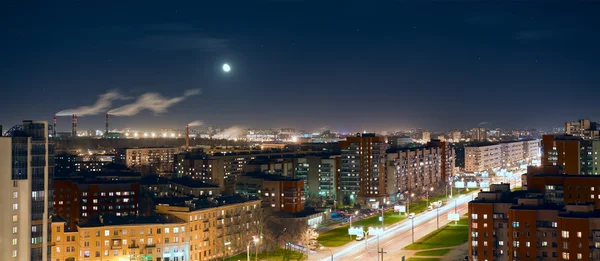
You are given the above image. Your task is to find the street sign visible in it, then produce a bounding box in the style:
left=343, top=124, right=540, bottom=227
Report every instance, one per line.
left=455, top=181, right=465, bottom=188
left=368, top=227, right=384, bottom=236
left=480, top=182, right=490, bottom=188
left=467, top=181, right=478, bottom=188
left=348, top=226, right=364, bottom=236
left=394, top=205, right=406, bottom=213
left=448, top=213, right=460, bottom=221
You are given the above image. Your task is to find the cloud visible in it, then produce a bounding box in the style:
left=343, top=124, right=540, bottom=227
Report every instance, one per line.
left=478, top=121, right=491, bottom=126
left=514, top=30, right=555, bottom=41
left=129, top=23, right=229, bottom=51
left=108, top=89, right=201, bottom=116
left=56, top=90, right=130, bottom=116
left=188, top=120, right=204, bottom=127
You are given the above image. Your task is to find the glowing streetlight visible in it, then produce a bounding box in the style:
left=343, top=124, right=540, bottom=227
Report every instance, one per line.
left=222, top=63, right=231, bottom=72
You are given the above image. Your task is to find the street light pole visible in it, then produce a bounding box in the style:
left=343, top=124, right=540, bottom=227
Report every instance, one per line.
left=411, top=218, right=415, bottom=243
left=436, top=207, right=439, bottom=229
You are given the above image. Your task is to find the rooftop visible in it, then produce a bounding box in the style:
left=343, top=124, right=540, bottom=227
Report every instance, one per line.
left=240, top=172, right=301, bottom=182
left=79, top=214, right=185, bottom=227
left=170, top=177, right=220, bottom=188
left=159, top=194, right=261, bottom=211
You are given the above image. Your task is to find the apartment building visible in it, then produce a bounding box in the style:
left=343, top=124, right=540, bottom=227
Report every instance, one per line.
left=565, top=119, right=599, bottom=140
left=469, top=167, right=600, bottom=261
left=0, top=121, right=54, bottom=261
left=338, top=133, right=387, bottom=207
left=541, top=135, right=600, bottom=175
left=386, top=145, right=453, bottom=196
left=51, top=195, right=262, bottom=261
left=175, top=150, right=331, bottom=193
left=122, top=147, right=182, bottom=174
left=465, top=143, right=502, bottom=173
left=292, top=156, right=338, bottom=198
left=236, top=172, right=305, bottom=213
left=465, top=140, right=540, bottom=173
left=54, top=178, right=140, bottom=230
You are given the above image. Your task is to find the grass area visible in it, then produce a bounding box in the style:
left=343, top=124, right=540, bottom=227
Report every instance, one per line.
left=414, top=249, right=452, bottom=256
left=224, top=248, right=305, bottom=261
left=407, top=258, right=441, bottom=261
left=404, top=218, right=468, bottom=250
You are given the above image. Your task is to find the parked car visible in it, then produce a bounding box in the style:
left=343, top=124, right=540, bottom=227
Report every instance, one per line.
left=408, top=213, right=416, bottom=219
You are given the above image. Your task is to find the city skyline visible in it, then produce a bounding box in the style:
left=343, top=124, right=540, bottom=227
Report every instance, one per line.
left=2, top=1, right=599, bottom=131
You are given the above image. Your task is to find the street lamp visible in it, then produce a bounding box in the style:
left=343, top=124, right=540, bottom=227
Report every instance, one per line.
left=425, top=187, right=434, bottom=207
left=247, top=236, right=259, bottom=261
left=404, top=191, right=414, bottom=215
left=320, top=247, right=334, bottom=261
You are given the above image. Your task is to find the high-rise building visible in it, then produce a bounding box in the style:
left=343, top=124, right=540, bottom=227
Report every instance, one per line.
left=0, top=120, right=54, bottom=261
left=422, top=131, right=431, bottom=141
left=293, top=156, right=337, bottom=199
left=386, top=144, right=454, bottom=197
left=469, top=167, right=600, bottom=261
left=452, top=131, right=462, bottom=142
left=541, top=134, right=600, bottom=175
left=120, top=147, right=182, bottom=174
left=471, top=127, right=488, bottom=142
left=338, top=133, right=387, bottom=207
left=465, top=140, right=540, bottom=173
left=565, top=119, right=599, bottom=140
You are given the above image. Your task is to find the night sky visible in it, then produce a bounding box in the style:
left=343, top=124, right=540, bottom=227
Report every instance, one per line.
left=1, top=1, right=599, bottom=132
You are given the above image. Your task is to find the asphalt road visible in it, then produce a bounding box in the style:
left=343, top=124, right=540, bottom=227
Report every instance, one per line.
left=310, top=193, right=475, bottom=261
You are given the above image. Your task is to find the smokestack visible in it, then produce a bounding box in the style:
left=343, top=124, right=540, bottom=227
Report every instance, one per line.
left=72, top=114, right=78, bottom=138
left=105, top=113, right=109, bottom=135
left=53, top=115, right=57, bottom=138
left=185, top=125, right=190, bottom=151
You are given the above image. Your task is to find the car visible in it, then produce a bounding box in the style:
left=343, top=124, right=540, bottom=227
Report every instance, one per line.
left=356, top=234, right=364, bottom=241
left=427, top=206, right=433, bottom=211
left=408, top=213, right=415, bottom=219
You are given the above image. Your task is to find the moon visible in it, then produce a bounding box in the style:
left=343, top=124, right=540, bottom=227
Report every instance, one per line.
left=222, top=63, right=231, bottom=72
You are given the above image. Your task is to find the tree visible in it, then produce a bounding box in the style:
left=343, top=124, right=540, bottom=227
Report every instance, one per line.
left=297, top=224, right=319, bottom=258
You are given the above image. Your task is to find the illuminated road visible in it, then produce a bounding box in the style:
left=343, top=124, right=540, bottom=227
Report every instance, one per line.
left=310, top=193, right=476, bottom=261
left=311, top=176, right=524, bottom=261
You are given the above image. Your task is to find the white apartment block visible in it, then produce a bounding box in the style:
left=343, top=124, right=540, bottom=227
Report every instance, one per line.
left=387, top=146, right=445, bottom=194
left=124, top=147, right=181, bottom=173
left=465, top=144, right=502, bottom=173
left=465, top=140, right=540, bottom=173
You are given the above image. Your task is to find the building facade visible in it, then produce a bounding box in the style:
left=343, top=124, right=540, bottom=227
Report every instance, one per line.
left=386, top=145, right=451, bottom=197
left=469, top=168, right=600, bottom=261
left=51, top=196, right=262, bottom=261
left=541, top=135, right=599, bottom=175
left=565, top=119, right=599, bottom=140
left=465, top=140, right=540, bottom=173
left=0, top=121, right=54, bottom=261
left=236, top=173, right=305, bottom=213
left=338, top=133, right=387, bottom=207
left=123, top=147, right=182, bottom=174
left=53, top=178, right=140, bottom=230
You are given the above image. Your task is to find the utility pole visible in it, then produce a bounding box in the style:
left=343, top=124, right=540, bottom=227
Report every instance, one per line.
left=437, top=207, right=439, bottom=229
left=411, top=218, right=415, bottom=243
left=378, top=248, right=387, bottom=261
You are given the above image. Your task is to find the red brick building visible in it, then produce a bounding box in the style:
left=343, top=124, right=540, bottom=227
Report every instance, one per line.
left=54, top=178, right=140, bottom=229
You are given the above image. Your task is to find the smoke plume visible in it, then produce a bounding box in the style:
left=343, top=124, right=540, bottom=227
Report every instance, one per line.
left=478, top=121, right=491, bottom=126
left=108, top=89, right=201, bottom=116
left=187, top=120, right=204, bottom=127
left=214, top=126, right=244, bottom=140
left=56, top=91, right=130, bottom=116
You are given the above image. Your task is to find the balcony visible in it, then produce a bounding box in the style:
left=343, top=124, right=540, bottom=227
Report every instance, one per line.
left=146, top=244, right=156, bottom=248
left=129, top=244, right=140, bottom=249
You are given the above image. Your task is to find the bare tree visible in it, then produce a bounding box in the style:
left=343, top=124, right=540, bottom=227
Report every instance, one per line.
left=297, top=225, right=319, bottom=258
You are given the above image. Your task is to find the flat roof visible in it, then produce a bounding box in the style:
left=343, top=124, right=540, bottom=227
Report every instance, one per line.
left=170, top=178, right=219, bottom=188
left=78, top=214, right=185, bottom=227
left=241, top=172, right=301, bottom=182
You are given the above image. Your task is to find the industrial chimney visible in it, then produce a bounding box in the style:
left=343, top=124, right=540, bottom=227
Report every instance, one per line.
left=71, top=114, right=78, bottom=138
left=185, top=124, right=190, bottom=151
left=53, top=114, right=57, bottom=138
left=105, top=113, right=109, bottom=135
